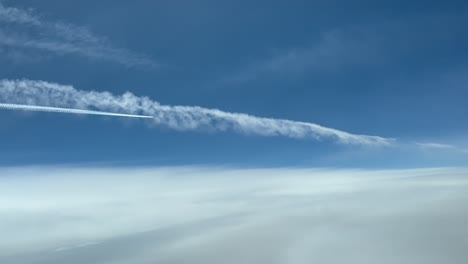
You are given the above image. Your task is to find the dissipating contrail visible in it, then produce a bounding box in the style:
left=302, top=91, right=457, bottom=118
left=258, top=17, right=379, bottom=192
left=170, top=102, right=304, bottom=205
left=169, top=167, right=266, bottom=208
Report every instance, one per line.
left=0, top=79, right=394, bottom=146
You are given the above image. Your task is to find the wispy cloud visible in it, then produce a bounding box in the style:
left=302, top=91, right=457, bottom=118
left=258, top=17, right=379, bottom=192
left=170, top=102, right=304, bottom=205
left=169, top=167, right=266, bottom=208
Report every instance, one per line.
left=1, top=167, right=467, bottom=263
left=222, top=28, right=384, bottom=84
left=417, top=142, right=468, bottom=154
left=225, top=25, right=389, bottom=84
left=221, top=13, right=465, bottom=85
left=0, top=2, right=155, bottom=67
left=0, top=79, right=393, bottom=146
left=416, top=142, right=455, bottom=149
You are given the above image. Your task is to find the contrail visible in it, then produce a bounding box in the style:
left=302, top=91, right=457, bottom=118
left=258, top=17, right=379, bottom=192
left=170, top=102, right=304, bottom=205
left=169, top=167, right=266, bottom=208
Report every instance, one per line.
left=0, top=79, right=394, bottom=146
left=0, top=103, right=154, bottom=119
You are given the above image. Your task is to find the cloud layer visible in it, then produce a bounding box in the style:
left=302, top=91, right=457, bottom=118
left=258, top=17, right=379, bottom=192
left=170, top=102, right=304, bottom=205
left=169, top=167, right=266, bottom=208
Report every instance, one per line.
left=1, top=167, right=467, bottom=264
left=0, top=79, right=393, bottom=146
left=0, top=2, right=154, bottom=67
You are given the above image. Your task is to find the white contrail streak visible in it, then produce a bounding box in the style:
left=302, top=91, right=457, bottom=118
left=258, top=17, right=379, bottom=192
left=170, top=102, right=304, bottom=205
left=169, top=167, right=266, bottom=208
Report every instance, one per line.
left=0, top=103, right=154, bottom=119
left=0, top=79, right=394, bottom=146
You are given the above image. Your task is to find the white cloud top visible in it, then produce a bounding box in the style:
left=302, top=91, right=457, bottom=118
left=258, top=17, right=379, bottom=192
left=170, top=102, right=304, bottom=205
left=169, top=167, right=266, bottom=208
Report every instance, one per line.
left=1, top=167, right=467, bottom=263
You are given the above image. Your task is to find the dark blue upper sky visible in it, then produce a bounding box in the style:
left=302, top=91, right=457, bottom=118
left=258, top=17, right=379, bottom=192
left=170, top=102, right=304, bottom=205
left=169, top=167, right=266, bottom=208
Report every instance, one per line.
left=0, top=0, right=467, bottom=167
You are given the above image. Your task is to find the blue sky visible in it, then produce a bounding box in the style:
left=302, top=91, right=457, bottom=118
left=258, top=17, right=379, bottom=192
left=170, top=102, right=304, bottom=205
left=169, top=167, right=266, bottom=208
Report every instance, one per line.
left=0, top=0, right=467, bottom=167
